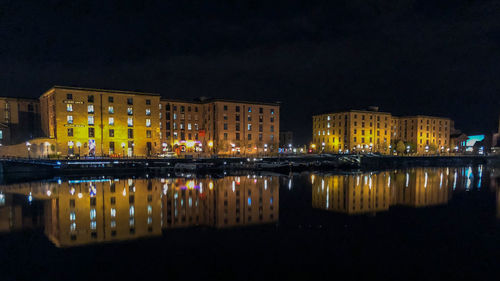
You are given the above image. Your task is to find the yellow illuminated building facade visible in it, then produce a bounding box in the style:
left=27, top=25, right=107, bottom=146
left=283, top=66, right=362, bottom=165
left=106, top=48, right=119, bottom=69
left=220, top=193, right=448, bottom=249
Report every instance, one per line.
left=313, top=108, right=452, bottom=155
left=312, top=109, right=392, bottom=153
left=312, top=167, right=454, bottom=215
left=40, top=86, right=161, bottom=157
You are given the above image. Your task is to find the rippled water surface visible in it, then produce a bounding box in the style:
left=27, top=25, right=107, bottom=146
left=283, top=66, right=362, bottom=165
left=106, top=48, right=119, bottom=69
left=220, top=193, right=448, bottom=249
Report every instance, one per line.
left=1, top=165, right=500, bottom=280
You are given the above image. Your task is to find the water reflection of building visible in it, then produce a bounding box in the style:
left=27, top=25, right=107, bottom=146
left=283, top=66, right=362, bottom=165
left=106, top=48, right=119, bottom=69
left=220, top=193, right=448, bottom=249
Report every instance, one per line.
left=312, top=167, right=458, bottom=215
left=162, top=176, right=279, bottom=229
left=0, top=176, right=279, bottom=247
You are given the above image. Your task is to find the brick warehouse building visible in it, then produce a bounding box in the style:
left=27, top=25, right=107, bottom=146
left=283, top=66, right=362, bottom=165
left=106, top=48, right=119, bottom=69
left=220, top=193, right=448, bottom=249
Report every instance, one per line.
left=0, top=86, right=280, bottom=157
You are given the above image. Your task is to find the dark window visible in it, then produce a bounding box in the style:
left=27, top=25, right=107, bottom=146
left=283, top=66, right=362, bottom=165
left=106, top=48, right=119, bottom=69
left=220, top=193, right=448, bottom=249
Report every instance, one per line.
left=68, top=128, right=73, bottom=137
left=69, top=199, right=75, bottom=208
left=166, top=104, right=170, bottom=110
left=236, top=133, right=240, bottom=140
left=110, top=196, right=116, bottom=205
left=89, top=128, right=95, bottom=138
left=259, top=107, right=263, bottom=114
left=109, top=129, right=114, bottom=137
left=223, top=105, right=228, bottom=111
left=127, top=98, right=133, bottom=105
left=108, top=96, right=114, bottom=103
left=88, top=95, right=94, bottom=103
left=90, top=197, right=96, bottom=206
left=236, top=106, right=240, bottom=112
left=146, top=130, right=152, bottom=138
left=67, top=93, right=72, bottom=100
left=129, top=195, right=134, bottom=203
left=248, top=134, right=251, bottom=140
left=128, top=129, right=134, bottom=138
left=146, top=99, right=151, bottom=105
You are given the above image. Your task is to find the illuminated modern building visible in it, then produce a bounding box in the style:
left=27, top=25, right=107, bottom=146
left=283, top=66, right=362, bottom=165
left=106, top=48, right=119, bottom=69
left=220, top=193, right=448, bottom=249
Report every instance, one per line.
left=161, top=99, right=280, bottom=155
left=311, top=167, right=454, bottom=215
left=312, top=108, right=392, bottom=153
left=40, top=86, right=161, bottom=157
left=0, top=97, right=41, bottom=145
left=312, top=107, right=452, bottom=155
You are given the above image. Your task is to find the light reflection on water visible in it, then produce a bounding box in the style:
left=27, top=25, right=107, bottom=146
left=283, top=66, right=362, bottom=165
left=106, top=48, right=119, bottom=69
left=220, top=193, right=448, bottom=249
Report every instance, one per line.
left=0, top=165, right=498, bottom=248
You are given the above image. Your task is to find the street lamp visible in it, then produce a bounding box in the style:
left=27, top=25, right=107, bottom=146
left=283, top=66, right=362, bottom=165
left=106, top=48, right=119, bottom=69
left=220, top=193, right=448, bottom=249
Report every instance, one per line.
left=76, top=142, right=81, bottom=158
left=26, top=142, right=31, bottom=159
left=121, top=142, right=126, bottom=158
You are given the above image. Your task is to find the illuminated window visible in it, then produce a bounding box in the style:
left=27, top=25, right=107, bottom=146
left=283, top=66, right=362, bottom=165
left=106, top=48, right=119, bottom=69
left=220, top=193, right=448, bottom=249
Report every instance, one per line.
left=70, top=222, right=76, bottom=232
left=109, top=117, right=114, bottom=125
left=88, top=105, right=94, bottom=113
left=270, top=108, right=274, bottom=115
left=110, top=221, right=116, bottom=228
left=90, top=221, right=96, bottom=230
left=67, top=115, right=73, bottom=124
left=248, top=107, right=252, bottom=113
left=180, top=123, right=184, bottom=130
left=111, top=208, right=116, bottom=218
left=146, top=119, right=151, bottom=127
left=128, top=117, right=133, bottom=127
left=108, top=106, right=114, bottom=114
left=128, top=107, right=133, bottom=115
left=129, top=206, right=135, bottom=217
left=70, top=211, right=76, bottom=221
left=187, top=123, right=192, bottom=130
left=67, top=104, right=73, bottom=112
left=146, top=109, right=151, bottom=116
left=247, top=124, right=252, bottom=131
left=173, top=113, right=177, bottom=120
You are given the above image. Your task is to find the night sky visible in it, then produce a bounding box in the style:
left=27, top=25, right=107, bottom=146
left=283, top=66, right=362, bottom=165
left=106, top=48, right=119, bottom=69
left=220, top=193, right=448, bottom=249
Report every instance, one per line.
left=1, top=0, right=500, bottom=144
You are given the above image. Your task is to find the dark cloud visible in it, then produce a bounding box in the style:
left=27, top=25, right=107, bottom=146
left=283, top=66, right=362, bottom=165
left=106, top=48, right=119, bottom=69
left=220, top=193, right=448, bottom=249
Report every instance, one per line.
left=1, top=0, right=499, bottom=143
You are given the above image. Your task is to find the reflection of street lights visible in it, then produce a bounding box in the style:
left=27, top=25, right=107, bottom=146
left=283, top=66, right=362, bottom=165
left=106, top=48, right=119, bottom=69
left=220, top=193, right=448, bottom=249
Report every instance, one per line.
left=121, top=142, right=126, bottom=158
left=26, top=142, right=31, bottom=159
left=76, top=142, right=81, bottom=158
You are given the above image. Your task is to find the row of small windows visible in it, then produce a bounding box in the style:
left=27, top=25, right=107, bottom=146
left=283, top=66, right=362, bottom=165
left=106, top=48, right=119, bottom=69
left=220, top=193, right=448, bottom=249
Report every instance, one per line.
left=66, top=94, right=150, bottom=105
left=222, top=133, right=274, bottom=141
left=223, top=123, right=274, bottom=132
left=67, top=115, right=151, bottom=127
left=67, top=104, right=151, bottom=116
left=67, top=128, right=152, bottom=139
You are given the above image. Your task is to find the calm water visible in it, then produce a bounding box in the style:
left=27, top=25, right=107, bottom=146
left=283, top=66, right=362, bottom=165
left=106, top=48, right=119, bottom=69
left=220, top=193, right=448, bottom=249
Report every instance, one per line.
left=1, top=166, right=500, bottom=281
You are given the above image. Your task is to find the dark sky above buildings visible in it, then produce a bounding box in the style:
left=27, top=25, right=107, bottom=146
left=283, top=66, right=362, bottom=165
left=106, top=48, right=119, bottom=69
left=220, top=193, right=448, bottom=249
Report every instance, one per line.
left=1, top=0, right=500, bottom=144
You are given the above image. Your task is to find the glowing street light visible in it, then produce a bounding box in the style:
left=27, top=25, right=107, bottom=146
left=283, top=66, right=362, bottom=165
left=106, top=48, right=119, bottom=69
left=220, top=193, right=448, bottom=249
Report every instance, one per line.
left=26, top=142, right=31, bottom=159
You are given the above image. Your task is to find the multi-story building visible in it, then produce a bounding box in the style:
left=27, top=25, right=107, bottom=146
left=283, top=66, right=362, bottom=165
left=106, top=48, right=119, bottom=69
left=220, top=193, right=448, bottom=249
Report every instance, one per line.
left=279, top=131, right=293, bottom=148
left=312, top=108, right=392, bottom=153
left=39, top=86, right=161, bottom=157
left=160, top=99, right=207, bottom=154
left=392, top=116, right=451, bottom=154
left=160, top=99, right=280, bottom=156
left=0, top=97, right=41, bottom=145
left=313, top=107, right=452, bottom=155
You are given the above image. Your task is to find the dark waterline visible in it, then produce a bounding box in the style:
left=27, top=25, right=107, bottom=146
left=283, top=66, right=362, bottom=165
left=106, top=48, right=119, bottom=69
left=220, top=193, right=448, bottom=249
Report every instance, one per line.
left=1, top=165, right=500, bottom=281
